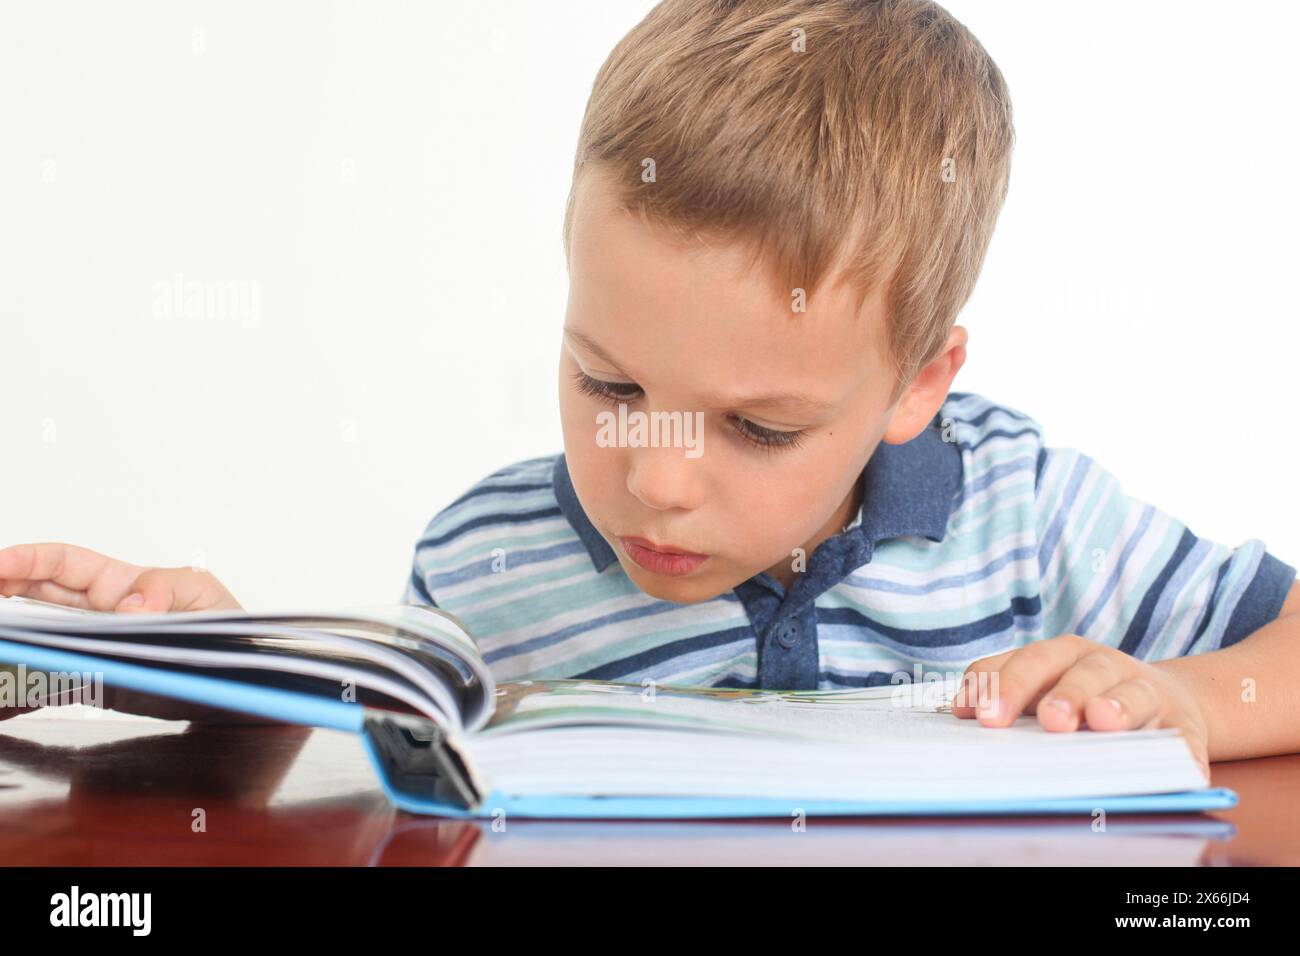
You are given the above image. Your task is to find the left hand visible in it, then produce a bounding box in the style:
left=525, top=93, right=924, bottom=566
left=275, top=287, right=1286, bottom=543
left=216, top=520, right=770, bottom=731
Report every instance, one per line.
left=951, top=634, right=1211, bottom=781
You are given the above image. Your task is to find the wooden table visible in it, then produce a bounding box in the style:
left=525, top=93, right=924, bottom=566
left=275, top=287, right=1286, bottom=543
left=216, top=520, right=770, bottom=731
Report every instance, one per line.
left=1, top=714, right=1296, bottom=865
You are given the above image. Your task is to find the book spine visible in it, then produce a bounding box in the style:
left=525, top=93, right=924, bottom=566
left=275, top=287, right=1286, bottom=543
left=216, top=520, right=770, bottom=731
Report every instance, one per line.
left=362, top=711, right=482, bottom=812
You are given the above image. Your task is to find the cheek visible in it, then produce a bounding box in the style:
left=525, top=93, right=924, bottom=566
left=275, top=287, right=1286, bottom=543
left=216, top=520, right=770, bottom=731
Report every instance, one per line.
left=560, top=408, right=625, bottom=521
left=729, top=426, right=870, bottom=541
left=559, top=380, right=606, bottom=461
left=711, top=457, right=832, bottom=546
left=753, top=472, right=835, bottom=529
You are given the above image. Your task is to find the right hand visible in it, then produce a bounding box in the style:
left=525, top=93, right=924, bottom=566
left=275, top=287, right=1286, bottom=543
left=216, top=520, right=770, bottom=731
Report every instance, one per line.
left=0, top=542, right=242, bottom=613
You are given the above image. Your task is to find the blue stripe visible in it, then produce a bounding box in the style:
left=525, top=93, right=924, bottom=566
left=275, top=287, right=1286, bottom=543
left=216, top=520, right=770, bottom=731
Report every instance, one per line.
left=1118, top=527, right=1197, bottom=656
left=426, top=539, right=587, bottom=589
left=575, top=627, right=757, bottom=681
left=481, top=597, right=735, bottom=664
left=418, top=506, right=562, bottom=550
left=967, top=455, right=1034, bottom=496
left=407, top=567, right=436, bottom=606
left=443, top=481, right=553, bottom=511
left=1076, top=504, right=1156, bottom=636
left=817, top=595, right=1042, bottom=649
left=947, top=397, right=1032, bottom=427
left=847, top=544, right=1036, bottom=596
left=963, top=426, right=1041, bottom=454
left=1184, top=558, right=1232, bottom=651
left=1037, top=452, right=1089, bottom=576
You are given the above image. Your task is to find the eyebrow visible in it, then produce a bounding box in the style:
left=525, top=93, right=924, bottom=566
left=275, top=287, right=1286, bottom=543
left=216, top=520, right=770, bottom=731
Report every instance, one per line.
left=563, top=327, right=838, bottom=414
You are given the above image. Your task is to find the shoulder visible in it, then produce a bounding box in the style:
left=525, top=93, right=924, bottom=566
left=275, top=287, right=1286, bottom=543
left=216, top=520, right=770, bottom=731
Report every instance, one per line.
left=408, top=453, right=584, bottom=607
left=941, top=391, right=1044, bottom=450
left=413, top=454, right=566, bottom=561
left=405, top=453, right=639, bottom=664
left=936, top=393, right=1138, bottom=538
left=940, top=391, right=1050, bottom=495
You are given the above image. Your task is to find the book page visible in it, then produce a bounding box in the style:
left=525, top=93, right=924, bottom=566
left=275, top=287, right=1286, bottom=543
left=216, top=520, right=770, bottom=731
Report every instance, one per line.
left=478, top=677, right=1180, bottom=746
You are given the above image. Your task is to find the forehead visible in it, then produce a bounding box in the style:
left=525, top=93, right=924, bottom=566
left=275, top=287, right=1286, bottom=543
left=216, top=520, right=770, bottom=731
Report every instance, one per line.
left=566, top=170, right=890, bottom=406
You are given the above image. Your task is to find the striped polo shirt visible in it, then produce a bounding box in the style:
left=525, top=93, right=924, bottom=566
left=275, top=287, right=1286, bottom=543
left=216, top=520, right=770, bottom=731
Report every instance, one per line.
left=404, top=392, right=1296, bottom=690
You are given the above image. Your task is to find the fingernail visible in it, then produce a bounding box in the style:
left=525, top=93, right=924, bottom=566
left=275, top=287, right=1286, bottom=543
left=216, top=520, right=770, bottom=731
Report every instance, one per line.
left=119, top=593, right=144, bottom=608
left=1102, top=697, right=1124, bottom=716
left=1044, top=697, right=1072, bottom=714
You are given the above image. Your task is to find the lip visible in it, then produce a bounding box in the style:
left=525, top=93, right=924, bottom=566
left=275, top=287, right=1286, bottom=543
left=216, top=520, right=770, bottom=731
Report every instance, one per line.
left=618, top=536, right=710, bottom=576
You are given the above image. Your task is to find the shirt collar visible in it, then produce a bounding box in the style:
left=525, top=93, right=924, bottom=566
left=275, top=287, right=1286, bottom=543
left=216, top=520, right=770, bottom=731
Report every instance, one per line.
left=552, top=413, right=962, bottom=577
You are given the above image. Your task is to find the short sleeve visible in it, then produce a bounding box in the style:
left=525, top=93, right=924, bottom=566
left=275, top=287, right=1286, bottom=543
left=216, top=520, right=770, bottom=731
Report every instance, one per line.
left=1033, top=446, right=1296, bottom=660
left=403, top=562, right=438, bottom=607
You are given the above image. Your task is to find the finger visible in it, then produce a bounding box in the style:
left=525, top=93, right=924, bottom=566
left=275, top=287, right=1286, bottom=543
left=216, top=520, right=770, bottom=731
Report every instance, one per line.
left=1, top=579, right=96, bottom=609
left=1083, top=676, right=1165, bottom=732
left=1037, top=651, right=1134, bottom=732
left=950, top=649, right=1015, bottom=718
left=115, top=569, right=184, bottom=613
left=0, top=544, right=141, bottom=610
left=116, top=567, right=236, bottom=614
left=0, top=543, right=110, bottom=589
left=969, top=636, right=1097, bottom=727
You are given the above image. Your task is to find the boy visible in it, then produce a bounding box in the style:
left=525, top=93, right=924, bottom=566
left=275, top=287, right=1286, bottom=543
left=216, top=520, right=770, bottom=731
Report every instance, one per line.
left=2, top=0, right=1297, bottom=780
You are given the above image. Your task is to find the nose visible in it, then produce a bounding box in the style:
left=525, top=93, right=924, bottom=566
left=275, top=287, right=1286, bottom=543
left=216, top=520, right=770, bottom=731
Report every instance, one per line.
left=625, top=441, right=706, bottom=512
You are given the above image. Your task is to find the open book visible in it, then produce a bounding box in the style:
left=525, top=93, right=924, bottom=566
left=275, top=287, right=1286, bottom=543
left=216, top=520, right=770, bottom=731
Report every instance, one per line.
left=0, top=597, right=1234, bottom=818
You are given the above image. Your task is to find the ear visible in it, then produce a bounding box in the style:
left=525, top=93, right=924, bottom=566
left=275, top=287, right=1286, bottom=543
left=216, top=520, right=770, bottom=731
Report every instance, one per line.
left=881, top=325, right=968, bottom=444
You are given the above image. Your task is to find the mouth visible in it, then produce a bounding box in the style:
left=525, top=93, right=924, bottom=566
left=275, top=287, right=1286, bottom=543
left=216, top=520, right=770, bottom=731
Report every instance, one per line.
left=617, top=536, right=710, bottom=577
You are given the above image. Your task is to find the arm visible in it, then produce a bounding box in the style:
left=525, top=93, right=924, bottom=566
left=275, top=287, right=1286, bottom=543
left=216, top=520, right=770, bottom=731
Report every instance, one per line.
left=1153, top=581, right=1300, bottom=762
left=954, top=435, right=1298, bottom=778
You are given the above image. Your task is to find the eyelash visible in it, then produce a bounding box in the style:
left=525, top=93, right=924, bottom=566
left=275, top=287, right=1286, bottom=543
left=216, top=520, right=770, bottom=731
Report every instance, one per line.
left=570, top=370, right=809, bottom=453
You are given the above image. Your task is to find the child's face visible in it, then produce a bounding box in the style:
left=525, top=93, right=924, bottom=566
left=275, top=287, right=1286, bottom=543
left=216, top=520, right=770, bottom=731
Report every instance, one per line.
left=559, top=169, right=958, bottom=603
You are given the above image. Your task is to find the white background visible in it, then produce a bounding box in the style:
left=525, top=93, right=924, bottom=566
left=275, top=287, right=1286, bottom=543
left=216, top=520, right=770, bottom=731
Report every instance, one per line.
left=2, top=0, right=1296, bottom=609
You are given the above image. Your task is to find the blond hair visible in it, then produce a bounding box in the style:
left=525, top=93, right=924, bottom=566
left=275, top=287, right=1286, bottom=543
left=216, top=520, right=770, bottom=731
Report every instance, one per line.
left=563, top=0, right=1014, bottom=387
